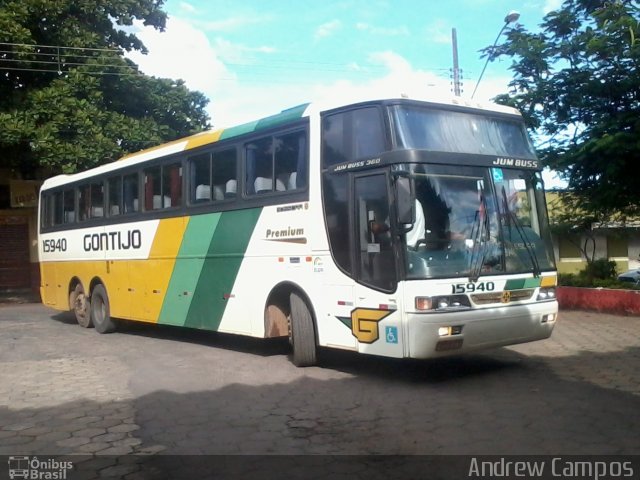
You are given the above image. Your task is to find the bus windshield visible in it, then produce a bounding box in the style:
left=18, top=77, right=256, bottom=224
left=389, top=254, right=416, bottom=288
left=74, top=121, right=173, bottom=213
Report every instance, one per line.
left=391, top=105, right=537, bottom=159
left=401, top=164, right=555, bottom=280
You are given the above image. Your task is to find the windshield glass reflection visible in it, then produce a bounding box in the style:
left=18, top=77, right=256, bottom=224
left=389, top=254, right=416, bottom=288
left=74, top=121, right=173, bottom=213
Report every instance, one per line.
left=399, top=164, right=555, bottom=280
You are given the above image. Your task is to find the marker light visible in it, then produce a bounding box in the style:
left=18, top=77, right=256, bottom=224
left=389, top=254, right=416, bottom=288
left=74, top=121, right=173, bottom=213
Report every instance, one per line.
left=415, top=297, right=433, bottom=310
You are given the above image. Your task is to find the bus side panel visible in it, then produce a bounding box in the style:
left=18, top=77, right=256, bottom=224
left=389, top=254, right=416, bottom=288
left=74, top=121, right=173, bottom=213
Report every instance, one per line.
left=40, top=261, right=109, bottom=312
left=157, top=208, right=262, bottom=333
left=128, top=217, right=188, bottom=322
left=217, top=203, right=311, bottom=337
left=158, top=213, right=221, bottom=326
left=104, top=260, right=129, bottom=318
left=40, top=262, right=58, bottom=307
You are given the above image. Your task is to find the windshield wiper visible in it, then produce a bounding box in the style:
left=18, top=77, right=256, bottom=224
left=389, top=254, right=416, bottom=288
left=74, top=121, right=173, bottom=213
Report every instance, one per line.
left=468, top=194, right=491, bottom=283
left=501, top=187, right=541, bottom=277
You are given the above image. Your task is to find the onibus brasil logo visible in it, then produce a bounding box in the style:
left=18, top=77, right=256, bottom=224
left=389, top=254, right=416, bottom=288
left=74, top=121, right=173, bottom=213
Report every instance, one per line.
left=8, top=456, right=73, bottom=479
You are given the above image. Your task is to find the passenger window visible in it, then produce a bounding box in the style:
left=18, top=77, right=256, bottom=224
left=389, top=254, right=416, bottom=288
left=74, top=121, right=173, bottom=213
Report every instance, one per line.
left=275, top=131, right=306, bottom=191
left=123, top=173, right=139, bottom=213
left=144, top=167, right=162, bottom=210
left=78, top=185, right=90, bottom=221
left=164, top=162, right=182, bottom=208
left=191, top=153, right=211, bottom=202
left=108, top=177, right=122, bottom=216
left=90, top=182, right=104, bottom=218
left=190, top=148, right=236, bottom=203
left=63, top=189, right=75, bottom=224
left=213, top=148, right=237, bottom=199
left=245, top=131, right=306, bottom=195
left=145, top=163, right=182, bottom=210
left=246, top=137, right=273, bottom=195
left=53, top=191, right=63, bottom=226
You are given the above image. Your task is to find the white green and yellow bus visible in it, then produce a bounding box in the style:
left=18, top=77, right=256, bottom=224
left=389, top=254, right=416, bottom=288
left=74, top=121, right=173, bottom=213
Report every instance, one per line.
left=38, top=93, right=558, bottom=367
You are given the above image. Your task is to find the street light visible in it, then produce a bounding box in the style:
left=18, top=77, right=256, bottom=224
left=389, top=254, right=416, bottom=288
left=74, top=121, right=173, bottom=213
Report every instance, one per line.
left=471, top=10, right=520, bottom=99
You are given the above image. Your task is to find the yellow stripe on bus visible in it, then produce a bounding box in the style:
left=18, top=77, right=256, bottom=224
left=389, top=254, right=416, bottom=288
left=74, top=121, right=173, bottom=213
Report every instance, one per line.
left=131, top=217, right=189, bottom=322
left=184, top=130, right=223, bottom=150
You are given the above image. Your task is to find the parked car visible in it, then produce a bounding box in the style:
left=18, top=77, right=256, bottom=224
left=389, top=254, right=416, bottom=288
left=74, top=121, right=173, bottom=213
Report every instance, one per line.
left=617, top=269, right=640, bottom=285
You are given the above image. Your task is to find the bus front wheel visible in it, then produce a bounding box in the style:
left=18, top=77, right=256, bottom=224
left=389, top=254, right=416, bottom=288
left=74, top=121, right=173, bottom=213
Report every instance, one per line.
left=289, top=292, right=317, bottom=367
left=90, top=284, right=116, bottom=334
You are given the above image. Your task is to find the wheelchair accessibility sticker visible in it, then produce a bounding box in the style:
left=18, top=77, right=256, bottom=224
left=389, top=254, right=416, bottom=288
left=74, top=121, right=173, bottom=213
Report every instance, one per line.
left=385, top=326, right=398, bottom=344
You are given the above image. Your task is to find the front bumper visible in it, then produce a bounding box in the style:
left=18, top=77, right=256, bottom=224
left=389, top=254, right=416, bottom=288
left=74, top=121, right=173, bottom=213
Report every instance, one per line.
left=407, top=301, right=558, bottom=359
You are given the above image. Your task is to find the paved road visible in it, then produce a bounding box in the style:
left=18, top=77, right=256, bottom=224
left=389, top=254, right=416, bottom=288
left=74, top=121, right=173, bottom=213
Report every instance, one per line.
left=0, top=304, right=639, bottom=478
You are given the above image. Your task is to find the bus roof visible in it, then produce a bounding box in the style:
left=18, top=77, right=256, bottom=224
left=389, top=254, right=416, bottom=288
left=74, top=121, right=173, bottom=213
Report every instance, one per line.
left=41, top=93, right=522, bottom=190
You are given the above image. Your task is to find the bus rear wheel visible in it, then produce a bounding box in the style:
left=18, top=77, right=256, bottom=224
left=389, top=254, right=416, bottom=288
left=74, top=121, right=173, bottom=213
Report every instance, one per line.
left=90, top=284, right=116, bottom=334
left=70, top=283, right=92, bottom=328
left=289, top=292, right=317, bottom=367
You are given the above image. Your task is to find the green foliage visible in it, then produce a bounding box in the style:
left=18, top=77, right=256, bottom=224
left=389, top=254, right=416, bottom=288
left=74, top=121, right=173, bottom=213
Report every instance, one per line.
left=583, top=258, right=618, bottom=280
left=0, top=0, right=210, bottom=177
left=558, top=257, right=639, bottom=289
left=559, top=272, right=639, bottom=289
left=487, top=0, right=640, bottom=220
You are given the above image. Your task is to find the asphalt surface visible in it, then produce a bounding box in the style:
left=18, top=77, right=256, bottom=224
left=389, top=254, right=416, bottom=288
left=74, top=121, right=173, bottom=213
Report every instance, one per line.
left=0, top=302, right=638, bottom=478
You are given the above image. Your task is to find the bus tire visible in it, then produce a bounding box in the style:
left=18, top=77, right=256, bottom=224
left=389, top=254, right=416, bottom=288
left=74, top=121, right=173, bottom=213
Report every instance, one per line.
left=289, top=292, right=317, bottom=367
left=70, top=283, right=92, bottom=328
left=90, top=284, right=116, bottom=334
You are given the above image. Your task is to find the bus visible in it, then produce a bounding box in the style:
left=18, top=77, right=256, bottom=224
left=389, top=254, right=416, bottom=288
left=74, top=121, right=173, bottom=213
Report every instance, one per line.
left=38, top=94, right=558, bottom=367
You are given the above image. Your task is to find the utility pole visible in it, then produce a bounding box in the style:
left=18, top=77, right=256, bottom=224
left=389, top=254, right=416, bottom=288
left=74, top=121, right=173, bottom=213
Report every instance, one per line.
left=451, top=28, right=462, bottom=96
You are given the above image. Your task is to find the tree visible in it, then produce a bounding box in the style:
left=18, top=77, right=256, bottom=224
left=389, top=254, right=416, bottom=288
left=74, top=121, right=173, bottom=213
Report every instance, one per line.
left=487, top=0, right=640, bottom=221
left=0, top=0, right=210, bottom=176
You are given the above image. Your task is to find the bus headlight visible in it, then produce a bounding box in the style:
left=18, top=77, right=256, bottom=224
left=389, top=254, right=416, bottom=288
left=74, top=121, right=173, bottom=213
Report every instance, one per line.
left=415, top=295, right=471, bottom=312
left=537, top=287, right=556, bottom=301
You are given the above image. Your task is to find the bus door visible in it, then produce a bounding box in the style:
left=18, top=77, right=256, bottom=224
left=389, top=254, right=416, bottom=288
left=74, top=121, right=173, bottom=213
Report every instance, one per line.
left=352, top=172, right=404, bottom=358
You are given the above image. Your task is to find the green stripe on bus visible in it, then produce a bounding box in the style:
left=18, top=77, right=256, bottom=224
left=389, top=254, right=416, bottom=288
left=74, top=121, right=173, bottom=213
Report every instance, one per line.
left=218, top=103, right=309, bottom=141
left=255, top=103, right=309, bottom=130
left=184, top=207, right=262, bottom=330
left=158, top=213, right=222, bottom=326
left=505, top=277, right=541, bottom=290
left=219, top=121, right=259, bottom=141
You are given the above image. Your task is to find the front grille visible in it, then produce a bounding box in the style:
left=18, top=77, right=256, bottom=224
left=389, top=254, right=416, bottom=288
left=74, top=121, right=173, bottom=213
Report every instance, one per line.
left=471, top=289, right=535, bottom=305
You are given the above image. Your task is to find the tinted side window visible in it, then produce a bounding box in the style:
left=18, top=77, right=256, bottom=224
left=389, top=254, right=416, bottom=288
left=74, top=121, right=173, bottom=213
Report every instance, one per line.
left=62, top=189, right=75, bottom=224
left=163, top=162, right=182, bottom=208
left=53, top=191, right=63, bottom=226
left=322, top=107, right=386, bottom=168
left=245, top=130, right=307, bottom=195
left=90, top=182, right=104, bottom=218
left=190, top=152, right=212, bottom=202
left=145, top=163, right=182, bottom=210
left=108, top=176, right=122, bottom=216
left=190, top=148, right=237, bottom=203
left=123, top=173, right=139, bottom=213
left=323, top=174, right=351, bottom=274
left=78, top=185, right=90, bottom=221
left=213, top=148, right=237, bottom=199
left=144, top=166, right=162, bottom=210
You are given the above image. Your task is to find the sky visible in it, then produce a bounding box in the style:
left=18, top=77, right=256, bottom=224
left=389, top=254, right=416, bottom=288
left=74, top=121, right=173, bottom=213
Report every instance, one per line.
left=126, top=0, right=566, bottom=185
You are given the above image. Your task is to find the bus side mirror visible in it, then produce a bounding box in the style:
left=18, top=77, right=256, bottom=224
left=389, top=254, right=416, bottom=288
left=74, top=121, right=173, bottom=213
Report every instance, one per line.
left=395, top=176, right=414, bottom=227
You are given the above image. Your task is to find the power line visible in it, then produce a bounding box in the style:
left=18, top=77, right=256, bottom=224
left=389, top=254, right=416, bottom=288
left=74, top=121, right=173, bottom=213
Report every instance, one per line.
left=0, top=41, right=121, bottom=54
left=0, top=41, right=456, bottom=85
